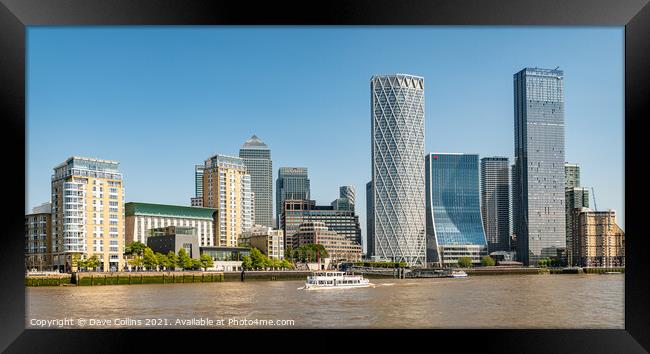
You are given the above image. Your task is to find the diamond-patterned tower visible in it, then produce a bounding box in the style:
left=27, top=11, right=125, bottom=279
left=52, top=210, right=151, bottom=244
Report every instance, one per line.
left=369, top=74, right=426, bottom=266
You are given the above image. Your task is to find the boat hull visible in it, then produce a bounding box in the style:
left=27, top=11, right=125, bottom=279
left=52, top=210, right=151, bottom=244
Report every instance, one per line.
left=303, top=283, right=374, bottom=290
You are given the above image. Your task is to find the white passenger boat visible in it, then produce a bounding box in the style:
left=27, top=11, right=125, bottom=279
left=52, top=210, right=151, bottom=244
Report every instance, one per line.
left=300, top=271, right=373, bottom=290
left=449, top=270, right=468, bottom=278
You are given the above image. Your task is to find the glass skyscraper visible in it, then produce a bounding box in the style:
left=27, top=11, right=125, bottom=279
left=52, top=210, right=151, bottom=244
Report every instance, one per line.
left=480, top=157, right=511, bottom=253
left=426, top=153, right=488, bottom=266
left=276, top=167, right=310, bottom=227
left=370, top=74, right=426, bottom=266
left=565, top=163, right=589, bottom=266
left=194, top=165, right=204, bottom=198
left=239, top=135, right=273, bottom=227
left=513, top=67, right=566, bottom=265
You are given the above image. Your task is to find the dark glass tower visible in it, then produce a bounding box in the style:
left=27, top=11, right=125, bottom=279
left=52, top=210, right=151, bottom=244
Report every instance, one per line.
left=276, top=167, right=310, bottom=227
left=239, top=135, right=273, bottom=227
left=513, top=67, right=566, bottom=266
left=480, top=157, right=511, bottom=253
left=426, top=153, right=488, bottom=266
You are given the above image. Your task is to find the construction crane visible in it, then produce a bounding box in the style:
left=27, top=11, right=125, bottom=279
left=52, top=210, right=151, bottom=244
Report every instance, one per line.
left=591, top=187, right=598, bottom=211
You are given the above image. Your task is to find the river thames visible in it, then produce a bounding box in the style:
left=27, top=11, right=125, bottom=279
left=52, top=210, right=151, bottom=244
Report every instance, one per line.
left=26, top=274, right=623, bottom=329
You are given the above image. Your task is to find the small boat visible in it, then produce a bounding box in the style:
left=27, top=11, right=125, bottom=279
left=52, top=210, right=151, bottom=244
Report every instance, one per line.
left=449, top=270, right=468, bottom=278
left=300, top=271, right=373, bottom=290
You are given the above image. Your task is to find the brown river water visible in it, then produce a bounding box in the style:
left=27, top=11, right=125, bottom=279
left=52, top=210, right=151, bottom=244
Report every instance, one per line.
left=26, top=274, right=623, bottom=329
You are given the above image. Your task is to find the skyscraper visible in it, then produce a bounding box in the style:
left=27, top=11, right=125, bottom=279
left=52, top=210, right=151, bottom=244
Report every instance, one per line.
left=480, top=157, right=511, bottom=253
left=202, top=154, right=253, bottom=247
left=426, top=153, right=488, bottom=266
left=513, top=67, right=566, bottom=265
left=239, top=134, right=273, bottom=227
left=370, top=74, right=426, bottom=266
left=51, top=157, right=125, bottom=272
left=331, top=185, right=355, bottom=211
left=366, top=181, right=373, bottom=257
left=565, top=163, right=580, bottom=189
left=276, top=167, right=310, bottom=226
left=565, top=163, right=589, bottom=266
left=195, top=165, right=204, bottom=198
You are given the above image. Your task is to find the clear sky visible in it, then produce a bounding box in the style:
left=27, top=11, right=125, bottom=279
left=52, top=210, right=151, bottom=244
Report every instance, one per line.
left=27, top=26, right=625, bottom=251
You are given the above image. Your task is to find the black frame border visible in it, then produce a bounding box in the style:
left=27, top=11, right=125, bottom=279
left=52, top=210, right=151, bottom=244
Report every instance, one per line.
left=1, top=0, right=648, bottom=352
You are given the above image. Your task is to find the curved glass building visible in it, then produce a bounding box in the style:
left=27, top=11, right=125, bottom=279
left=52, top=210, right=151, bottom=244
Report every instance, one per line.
left=369, top=74, right=426, bottom=266
left=426, top=153, right=488, bottom=266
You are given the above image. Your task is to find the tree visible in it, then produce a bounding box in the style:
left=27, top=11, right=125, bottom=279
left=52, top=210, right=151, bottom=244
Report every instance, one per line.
left=167, top=251, right=178, bottom=270
left=128, top=256, right=143, bottom=271
left=200, top=254, right=214, bottom=271
left=481, top=256, right=496, bottom=267
left=191, top=258, right=203, bottom=270
left=177, top=248, right=192, bottom=270
left=125, top=241, right=147, bottom=256
left=285, top=246, right=293, bottom=263
left=457, top=256, right=473, bottom=268
left=280, top=259, right=292, bottom=270
left=143, top=247, right=158, bottom=270
left=250, top=248, right=267, bottom=270
left=155, top=252, right=168, bottom=271
left=241, top=255, right=252, bottom=270
left=85, top=255, right=100, bottom=271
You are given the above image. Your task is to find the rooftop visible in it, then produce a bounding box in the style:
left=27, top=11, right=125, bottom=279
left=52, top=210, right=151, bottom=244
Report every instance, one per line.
left=240, top=134, right=269, bottom=150
left=125, top=202, right=216, bottom=219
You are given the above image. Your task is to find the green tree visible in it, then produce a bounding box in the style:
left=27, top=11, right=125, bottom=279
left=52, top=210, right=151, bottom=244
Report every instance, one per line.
left=155, top=252, right=168, bottom=270
left=166, top=251, right=178, bottom=270
left=85, top=255, right=100, bottom=271
left=200, top=254, right=214, bottom=271
left=481, top=256, right=496, bottom=267
left=280, top=259, right=292, bottom=270
left=177, top=248, right=192, bottom=270
left=142, top=247, right=158, bottom=270
left=250, top=248, right=268, bottom=270
left=128, top=255, right=143, bottom=271
left=458, top=256, right=473, bottom=268
left=285, top=245, right=293, bottom=263
left=125, top=241, right=147, bottom=256
left=241, top=255, right=252, bottom=270
left=191, top=258, right=203, bottom=270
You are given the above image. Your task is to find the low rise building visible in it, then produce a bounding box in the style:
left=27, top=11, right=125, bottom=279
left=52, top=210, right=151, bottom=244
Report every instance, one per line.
left=294, top=221, right=362, bottom=262
left=199, top=246, right=250, bottom=271
left=146, top=226, right=200, bottom=259
left=572, top=208, right=625, bottom=268
left=239, top=225, right=284, bottom=259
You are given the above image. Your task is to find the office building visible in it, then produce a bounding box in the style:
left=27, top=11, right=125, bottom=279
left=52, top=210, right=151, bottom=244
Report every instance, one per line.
left=513, top=67, right=566, bottom=266
left=426, top=153, right=488, bottom=266
left=294, top=221, right=362, bottom=262
left=331, top=185, right=355, bottom=211
left=281, top=199, right=362, bottom=250
left=202, top=154, right=253, bottom=247
left=276, top=167, right=310, bottom=225
left=25, top=203, right=52, bottom=271
left=566, top=187, right=590, bottom=266
left=239, top=134, right=273, bottom=227
left=369, top=74, right=426, bottom=266
left=195, top=165, right=204, bottom=198
left=51, top=156, right=125, bottom=272
left=564, top=163, right=589, bottom=266
left=510, top=164, right=517, bottom=253
left=565, top=163, right=581, bottom=189
left=146, top=226, right=200, bottom=260
left=239, top=225, right=285, bottom=259
left=572, top=208, right=625, bottom=267
left=366, top=181, right=374, bottom=257
left=125, top=202, right=217, bottom=247
left=480, top=157, right=510, bottom=253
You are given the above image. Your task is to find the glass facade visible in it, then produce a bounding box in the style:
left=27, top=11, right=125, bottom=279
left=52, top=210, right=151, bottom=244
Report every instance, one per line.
left=513, top=67, right=566, bottom=265
left=426, top=153, right=487, bottom=266
left=276, top=167, right=310, bottom=226
left=370, top=74, right=426, bottom=266
left=194, top=165, right=204, bottom=198
left=239, top=135, right=273, bottom=227
left=480, top=157, right=510, bottom=253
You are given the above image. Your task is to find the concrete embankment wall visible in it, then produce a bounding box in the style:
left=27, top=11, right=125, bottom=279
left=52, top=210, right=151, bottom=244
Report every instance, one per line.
left=224, top=271, right=311, bottom=282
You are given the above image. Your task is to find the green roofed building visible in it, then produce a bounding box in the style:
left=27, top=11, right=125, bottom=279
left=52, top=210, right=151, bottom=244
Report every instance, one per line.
left=125, top=202, right=217, bottom=247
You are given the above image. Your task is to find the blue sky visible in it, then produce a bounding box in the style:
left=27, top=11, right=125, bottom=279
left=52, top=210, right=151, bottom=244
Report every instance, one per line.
left=27, top=26, right=625, bottom=249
